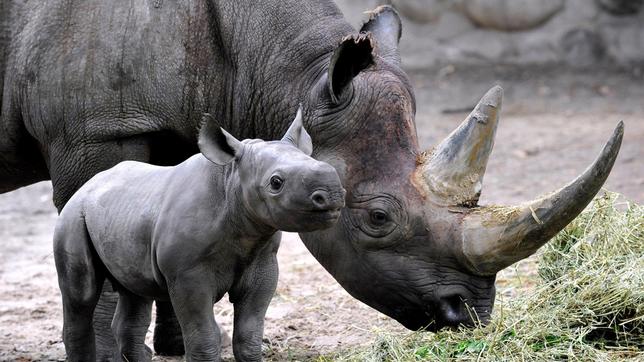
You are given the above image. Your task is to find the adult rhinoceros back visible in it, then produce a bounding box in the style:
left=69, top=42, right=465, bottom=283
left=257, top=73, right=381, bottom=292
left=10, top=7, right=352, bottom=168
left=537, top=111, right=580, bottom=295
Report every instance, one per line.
left=0, top=0, right=622, bottom=357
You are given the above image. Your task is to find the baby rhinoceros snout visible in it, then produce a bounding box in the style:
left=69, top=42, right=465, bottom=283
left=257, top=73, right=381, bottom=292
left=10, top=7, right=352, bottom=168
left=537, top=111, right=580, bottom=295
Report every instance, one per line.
left=305, top=163, right=346, bottom=212
left=309, top=188, right=346, bottom=211
left=311, top=190, right=330, bottom=209
left=280, top=161, right=345, bottom=232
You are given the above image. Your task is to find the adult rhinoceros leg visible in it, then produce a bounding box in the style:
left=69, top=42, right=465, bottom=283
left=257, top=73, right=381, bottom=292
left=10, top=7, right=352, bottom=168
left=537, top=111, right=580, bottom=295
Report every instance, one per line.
left=0, top=110, right=49, bottom=194
left=153, top=301, right=185, bottom=356
left=154, top=300, right=230, bottom=356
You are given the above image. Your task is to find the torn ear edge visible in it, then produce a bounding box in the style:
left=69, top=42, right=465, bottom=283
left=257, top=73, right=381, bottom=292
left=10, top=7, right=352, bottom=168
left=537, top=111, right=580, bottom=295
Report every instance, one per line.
left=360, top=5, right=402, bottom=64
left=362, top=5, right=402, bottom=39
left=328, top=33, right=375, bottom=103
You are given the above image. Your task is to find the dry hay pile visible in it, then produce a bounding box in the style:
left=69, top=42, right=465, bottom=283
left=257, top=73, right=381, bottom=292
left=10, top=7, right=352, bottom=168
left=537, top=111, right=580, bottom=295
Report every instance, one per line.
left=327, top=192, right=643, bottom=361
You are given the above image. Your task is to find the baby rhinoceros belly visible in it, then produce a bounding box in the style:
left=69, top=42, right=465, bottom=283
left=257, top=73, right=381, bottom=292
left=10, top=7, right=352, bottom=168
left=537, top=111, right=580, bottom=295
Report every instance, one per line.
left=88, top=218, right=164, bottom=298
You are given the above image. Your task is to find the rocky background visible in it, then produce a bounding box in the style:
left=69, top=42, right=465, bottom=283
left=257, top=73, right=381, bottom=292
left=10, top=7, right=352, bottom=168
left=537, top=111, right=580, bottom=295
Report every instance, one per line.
left=336, top=0, right=644, bottom=70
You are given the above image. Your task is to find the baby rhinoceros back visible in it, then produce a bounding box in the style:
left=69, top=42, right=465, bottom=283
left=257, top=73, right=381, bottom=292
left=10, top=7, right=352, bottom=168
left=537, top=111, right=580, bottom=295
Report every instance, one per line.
left=53, top=108, right=344, bottom=362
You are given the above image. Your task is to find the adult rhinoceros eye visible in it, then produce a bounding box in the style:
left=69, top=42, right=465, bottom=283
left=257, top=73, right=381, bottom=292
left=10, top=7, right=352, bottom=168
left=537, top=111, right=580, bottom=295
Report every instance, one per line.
left=270, top=175, right=284, bottom=192
left=347, top=195, right=405, bottom=244
left=370, top=209, right=389, bottom=226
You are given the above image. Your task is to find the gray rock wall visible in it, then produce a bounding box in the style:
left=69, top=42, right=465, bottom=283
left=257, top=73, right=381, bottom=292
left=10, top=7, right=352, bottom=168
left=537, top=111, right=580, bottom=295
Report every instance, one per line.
left=335, top=0, right=644, bottom=69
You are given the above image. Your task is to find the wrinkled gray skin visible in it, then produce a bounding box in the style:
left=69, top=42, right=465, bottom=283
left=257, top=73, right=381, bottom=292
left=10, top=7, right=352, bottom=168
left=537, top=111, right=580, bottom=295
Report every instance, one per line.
left=54, top=114, right=345, bottom=362
left=0, top=0, right=622, bottom=358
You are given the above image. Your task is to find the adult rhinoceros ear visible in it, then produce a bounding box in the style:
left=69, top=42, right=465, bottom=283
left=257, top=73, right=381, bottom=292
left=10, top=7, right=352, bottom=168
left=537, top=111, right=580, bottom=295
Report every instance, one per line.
left=281, top=107, right=313, bottom=156
left=198, top=114, right=243, bottom=165
left=328, top=33, right=374, bottom=103
left=361, top=5, right=402, bottom=65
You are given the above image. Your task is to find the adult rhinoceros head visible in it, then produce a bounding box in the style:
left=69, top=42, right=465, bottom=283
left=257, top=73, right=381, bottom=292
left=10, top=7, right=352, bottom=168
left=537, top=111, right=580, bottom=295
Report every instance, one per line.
left=299, top=6, right=623, bottom=331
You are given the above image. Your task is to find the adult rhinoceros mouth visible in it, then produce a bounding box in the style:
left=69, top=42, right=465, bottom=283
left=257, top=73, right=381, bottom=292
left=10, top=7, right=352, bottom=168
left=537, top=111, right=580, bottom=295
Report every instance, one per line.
left=393, top=303, right=491, bottom=332
left=393, top=306, right=462, bottom=332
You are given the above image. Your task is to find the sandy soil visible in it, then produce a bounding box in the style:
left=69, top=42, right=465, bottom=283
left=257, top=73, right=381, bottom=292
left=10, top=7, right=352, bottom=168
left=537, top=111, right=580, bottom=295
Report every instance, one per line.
left=1, top=66, right=642, bottom=361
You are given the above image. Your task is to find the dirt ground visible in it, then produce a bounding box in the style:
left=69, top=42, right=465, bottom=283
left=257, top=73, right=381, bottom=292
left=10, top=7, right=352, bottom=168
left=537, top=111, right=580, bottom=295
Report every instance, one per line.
left=1, top=65, right=642, bottom=361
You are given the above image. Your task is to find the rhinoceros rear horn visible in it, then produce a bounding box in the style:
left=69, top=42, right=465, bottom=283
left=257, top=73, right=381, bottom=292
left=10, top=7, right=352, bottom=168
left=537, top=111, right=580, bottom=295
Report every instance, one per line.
left=281, top=106, right=313, bottom=156
left=328, top=33, right=374, bottom=103
left=420, top=86, right=502, bottom=206
left=361, top=5, right=402, bottom=64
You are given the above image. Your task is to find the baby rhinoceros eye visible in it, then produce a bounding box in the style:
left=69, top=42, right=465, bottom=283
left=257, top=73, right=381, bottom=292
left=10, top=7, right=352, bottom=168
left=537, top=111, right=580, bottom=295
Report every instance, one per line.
left=270, top=175, right=284, bottom=192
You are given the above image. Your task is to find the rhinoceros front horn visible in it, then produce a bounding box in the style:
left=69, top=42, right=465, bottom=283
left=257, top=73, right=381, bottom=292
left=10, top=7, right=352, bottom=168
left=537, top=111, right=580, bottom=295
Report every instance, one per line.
left=420, top=86, right=624, bottom=275
left=420, top=86, right=502, bottom=207
left=461, top=121, right=624, bottom=275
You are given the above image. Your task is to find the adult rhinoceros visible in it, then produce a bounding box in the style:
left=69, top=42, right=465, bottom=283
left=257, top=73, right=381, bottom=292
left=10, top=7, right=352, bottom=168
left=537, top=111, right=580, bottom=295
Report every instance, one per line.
left=0, top=0, right=622, bottom=359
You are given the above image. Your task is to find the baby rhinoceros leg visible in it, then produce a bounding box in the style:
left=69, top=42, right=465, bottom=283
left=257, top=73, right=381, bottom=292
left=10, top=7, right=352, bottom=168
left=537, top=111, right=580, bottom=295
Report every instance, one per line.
left=53, top=203, right=105, bottom=362
left=167, top=266, right=222, bottom=362
left=112, top=290, right=153, bottom=362
left=229, top=234, right=280, bottom=362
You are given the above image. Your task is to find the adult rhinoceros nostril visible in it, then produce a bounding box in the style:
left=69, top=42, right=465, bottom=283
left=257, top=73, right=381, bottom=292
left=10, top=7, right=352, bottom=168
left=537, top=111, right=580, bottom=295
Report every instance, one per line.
left=437, top=294, right=475, bottom=327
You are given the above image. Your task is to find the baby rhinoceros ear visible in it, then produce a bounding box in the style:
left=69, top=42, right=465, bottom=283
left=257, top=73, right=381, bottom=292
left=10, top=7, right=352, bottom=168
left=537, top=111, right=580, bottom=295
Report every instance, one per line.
left=198, top=114, right=243, bottom=165
left=281, top=107, right=313, bottom=156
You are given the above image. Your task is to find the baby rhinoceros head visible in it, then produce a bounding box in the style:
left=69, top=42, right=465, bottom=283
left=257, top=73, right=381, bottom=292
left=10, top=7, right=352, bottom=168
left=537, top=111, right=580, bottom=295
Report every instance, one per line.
left=198, top=108, right=346, bottom=232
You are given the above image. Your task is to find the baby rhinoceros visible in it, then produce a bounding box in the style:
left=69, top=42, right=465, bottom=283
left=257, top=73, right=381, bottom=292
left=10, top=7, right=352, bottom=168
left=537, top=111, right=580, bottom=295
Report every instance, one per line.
left=53, top=109, right=345, bottom=362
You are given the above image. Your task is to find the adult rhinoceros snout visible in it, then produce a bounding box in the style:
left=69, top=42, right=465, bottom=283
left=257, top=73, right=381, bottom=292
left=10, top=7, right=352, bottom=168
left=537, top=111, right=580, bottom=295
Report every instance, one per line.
left=436, top=295, right=482, bottom=328
left=389, top=292, right=493, bottom=332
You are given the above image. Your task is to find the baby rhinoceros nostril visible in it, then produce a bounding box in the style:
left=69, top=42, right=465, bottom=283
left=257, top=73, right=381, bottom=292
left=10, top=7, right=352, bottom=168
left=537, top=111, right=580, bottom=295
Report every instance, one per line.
left=310, top=190, right=330, bottom=210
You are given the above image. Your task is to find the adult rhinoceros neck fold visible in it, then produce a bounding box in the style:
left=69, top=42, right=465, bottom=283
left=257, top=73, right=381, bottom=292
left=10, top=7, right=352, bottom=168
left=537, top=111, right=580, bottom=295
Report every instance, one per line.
left=461, top=122, right=624, bottom=275
left=203, top=0, right=354, bottom=141
left=421, top=86, right=502, bottom=207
